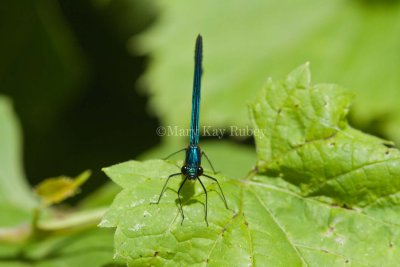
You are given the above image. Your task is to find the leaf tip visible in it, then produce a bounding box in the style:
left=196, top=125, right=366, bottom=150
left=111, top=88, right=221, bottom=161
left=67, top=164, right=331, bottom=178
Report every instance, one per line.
left=74, top=170, right=91, bottom=186
left=286, top=62, right=311, bottom=89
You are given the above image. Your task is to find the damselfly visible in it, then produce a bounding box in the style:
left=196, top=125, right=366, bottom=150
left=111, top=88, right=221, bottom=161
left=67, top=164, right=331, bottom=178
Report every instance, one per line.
left=155, top=35, right=228, bottom=226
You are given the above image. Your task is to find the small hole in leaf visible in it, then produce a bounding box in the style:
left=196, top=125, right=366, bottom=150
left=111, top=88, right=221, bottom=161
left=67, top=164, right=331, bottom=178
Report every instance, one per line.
left=154, top=251, right=159, bottom=257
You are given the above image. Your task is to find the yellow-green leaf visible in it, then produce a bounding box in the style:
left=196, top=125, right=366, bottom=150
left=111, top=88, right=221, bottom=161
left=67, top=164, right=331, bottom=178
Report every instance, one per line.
left=35, top=170, right=91, bottom=206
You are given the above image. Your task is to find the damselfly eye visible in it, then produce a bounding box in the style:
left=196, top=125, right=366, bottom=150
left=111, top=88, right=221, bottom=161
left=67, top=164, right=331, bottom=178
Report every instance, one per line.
left=181, top=165, right=188, bottom=175
left=197, top=166, right=203, bottom=176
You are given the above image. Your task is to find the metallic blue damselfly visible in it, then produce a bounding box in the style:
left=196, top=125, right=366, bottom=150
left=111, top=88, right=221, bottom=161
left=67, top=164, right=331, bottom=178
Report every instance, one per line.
left=155, top=35, right=228, bottom=226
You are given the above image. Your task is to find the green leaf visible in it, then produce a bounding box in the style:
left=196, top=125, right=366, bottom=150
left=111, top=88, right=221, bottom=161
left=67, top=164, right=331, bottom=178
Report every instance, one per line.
left=101, top=160, right=400, bottom=266
left=250, top=64, right=400, bottom=216
left=0, top=96, right=36, bottom=212
left=31, top=229, right=116, bottom=267
left=134, top=0, right=400, bottom=143
left=0, top=228, right=118, bottom=267
left=102, top=64, right=400, bottom=266
left=34, top=170, right=91, bottom=206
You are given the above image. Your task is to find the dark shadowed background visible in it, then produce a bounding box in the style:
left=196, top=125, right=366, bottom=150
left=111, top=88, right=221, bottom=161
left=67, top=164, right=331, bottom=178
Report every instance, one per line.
left=0, top=1, right=159, bottom=197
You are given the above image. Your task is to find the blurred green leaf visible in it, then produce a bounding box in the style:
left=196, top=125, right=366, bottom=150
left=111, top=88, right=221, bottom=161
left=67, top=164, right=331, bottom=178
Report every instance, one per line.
left=134, top=0, right=400, bottom=144
left=0, top=96, right=36, bottom=213
left=0, top=263, right=27, bottom=267
left=250, top=63, right=400, bottom=223
left=0, top=96, right=33, bottom=258
left=0, top=228, right=117, bottom=267
left=35, top=171, right=91, bottom=206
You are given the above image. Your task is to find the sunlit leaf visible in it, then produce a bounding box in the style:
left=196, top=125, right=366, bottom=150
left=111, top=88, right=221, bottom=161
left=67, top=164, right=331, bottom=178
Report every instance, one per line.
left=250, top=64, right=400, bottom=222
left=101, top=159, right=400, bottom=266
left=101, top=65, right=400, bottom=266
left=134, top=0, right=400, bottom=143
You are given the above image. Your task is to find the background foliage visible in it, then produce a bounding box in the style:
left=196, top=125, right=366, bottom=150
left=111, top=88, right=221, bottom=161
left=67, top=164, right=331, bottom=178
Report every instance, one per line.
left=1, top=0, right=399, bottom=266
